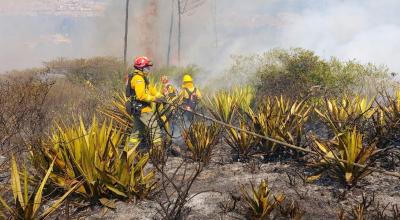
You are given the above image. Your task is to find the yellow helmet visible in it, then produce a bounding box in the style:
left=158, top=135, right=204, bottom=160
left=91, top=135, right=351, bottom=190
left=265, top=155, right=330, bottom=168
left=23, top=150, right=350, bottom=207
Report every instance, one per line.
left=183, top=74, right=193, bottom=83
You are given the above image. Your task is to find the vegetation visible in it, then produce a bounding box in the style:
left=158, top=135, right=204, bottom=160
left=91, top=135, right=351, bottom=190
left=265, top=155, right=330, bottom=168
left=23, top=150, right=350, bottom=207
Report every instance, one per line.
left=315, top=96, right=376, bottom=134
left=44, top=57, right=124, bottom=91
left=0, top=72, right=53, bottom=155
left=247, top=96, right=311, bottom=157
left=207, top=90, right=238, bottom=124
left=0, top=156, right=79, bottom=219
left=310, top=128, right=377, bottom=187
left=223, top=48, right=392, bottom=99
left=182, top=121, right=220, bottom=163
left=240, top=179, right=285, bottom=219
left=225, top=120, right=259, bottom=160
left=1, top=49, right=399, bottom=218
left=34, top=117, right=155, bottom=206
left=374, top=90, right=400, bottom=147
left=99, top=91, right=132, bottom=130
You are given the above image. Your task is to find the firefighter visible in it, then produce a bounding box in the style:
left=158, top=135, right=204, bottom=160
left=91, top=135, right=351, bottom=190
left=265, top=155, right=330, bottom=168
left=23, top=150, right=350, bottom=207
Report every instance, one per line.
left=180, top=74, right=201, bottom=123
left=160, top=75, right=178, bottom=135
left=161, top=75, right=177, bottom=99
left=125, top=56, right=166, bottom=150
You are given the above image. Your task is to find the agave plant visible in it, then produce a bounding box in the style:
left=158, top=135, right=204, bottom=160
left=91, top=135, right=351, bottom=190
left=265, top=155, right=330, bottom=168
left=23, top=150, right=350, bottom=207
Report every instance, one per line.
left=231, top=85, right=255, bottom=112
left=35, top=117, right=155, bottom=206
left=99, top=91, right=132, bottom=129
left=240, top=179, right=285, bottom=219
left=182, top=121, right=220, bottom=164
left=225, top=120, right=259, bottom=160
left=310, top=128, right=377, bottom=187
left=373, top=90, right=400, bottom=147
left=247, top=96, right=311, bottom=156
left=315, top=95, right=376, bottom=133
left=206, top=86, right=255, bottom=124
left=0, top=156, right=79, bottom=219
left=206, top=90, right=238, bottom=124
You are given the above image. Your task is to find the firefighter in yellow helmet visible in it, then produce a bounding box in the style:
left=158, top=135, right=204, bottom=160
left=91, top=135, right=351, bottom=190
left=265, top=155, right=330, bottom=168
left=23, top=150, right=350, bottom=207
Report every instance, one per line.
left=125, top=56, right=166, bottom=150
left=180, top=74, right=202, bottom=123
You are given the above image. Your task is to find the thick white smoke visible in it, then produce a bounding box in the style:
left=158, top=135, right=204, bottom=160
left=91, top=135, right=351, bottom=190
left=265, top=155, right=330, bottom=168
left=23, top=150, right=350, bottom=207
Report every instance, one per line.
left=1, top=0, right=400, bottom=78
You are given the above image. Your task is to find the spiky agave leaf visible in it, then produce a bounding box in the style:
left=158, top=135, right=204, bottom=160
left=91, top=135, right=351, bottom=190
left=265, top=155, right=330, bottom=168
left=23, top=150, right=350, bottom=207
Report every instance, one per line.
left=99, top=91, right=132, bottom=129
left=310, top=128, right=377, bottom=187
left=224, top=119, right=259, bottom=160
left=182, top=121, right=220, bottom=163
left=240, top=179, right=285, bottom=219
left=231, top=85, right=255, bottom=112
left=206, top=90, right=238, bottom=124
left=247, top=96, right=311, bottom=155
left=2, top=156, right=80, bottom=219
left=315, top=95, right=376, bottom=133
left=36, top=116, right=155, bottom=203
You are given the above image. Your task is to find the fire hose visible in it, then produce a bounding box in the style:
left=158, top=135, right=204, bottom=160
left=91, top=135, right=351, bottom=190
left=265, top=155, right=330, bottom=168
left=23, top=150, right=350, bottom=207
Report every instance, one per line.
left=161, top=102, right=400, bottom=179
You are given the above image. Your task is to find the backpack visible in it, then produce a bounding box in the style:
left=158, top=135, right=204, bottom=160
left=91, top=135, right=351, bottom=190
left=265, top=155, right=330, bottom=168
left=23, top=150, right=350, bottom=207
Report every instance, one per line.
left=125, top=73, right=134, bottom=98
left=184, top=88, right=198, bottom=110
left=125, top=72, right=149, bottom=115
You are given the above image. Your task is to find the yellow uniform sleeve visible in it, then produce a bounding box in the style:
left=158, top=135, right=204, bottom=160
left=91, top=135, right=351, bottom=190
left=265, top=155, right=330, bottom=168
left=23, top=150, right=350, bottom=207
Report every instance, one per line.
left=148, top=84, right=162, bottom=98
left=130, top=75, right=156, bottom=102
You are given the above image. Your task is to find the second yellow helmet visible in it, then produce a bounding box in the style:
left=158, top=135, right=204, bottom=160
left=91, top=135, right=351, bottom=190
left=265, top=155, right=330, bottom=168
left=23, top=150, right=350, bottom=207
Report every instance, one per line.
left=182, top=74, right=193, bottom=83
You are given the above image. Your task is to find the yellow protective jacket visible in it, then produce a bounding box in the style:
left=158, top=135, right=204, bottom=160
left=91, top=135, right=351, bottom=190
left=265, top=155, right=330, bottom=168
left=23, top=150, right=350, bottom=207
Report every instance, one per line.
left=181, top=82, right=202, bottom=100
left=130, top=70, right=161, bottom=113
left=163, top=83, right=177, bottom=98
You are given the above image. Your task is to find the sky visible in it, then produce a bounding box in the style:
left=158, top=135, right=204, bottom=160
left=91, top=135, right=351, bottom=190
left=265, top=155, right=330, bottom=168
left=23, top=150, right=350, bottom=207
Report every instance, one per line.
left=1, top=0, right=400, bottom=75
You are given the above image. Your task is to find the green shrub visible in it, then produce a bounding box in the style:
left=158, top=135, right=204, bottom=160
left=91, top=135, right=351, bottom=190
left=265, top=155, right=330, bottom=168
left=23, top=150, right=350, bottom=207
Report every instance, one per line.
left=224, top=48, right=391, bottom=100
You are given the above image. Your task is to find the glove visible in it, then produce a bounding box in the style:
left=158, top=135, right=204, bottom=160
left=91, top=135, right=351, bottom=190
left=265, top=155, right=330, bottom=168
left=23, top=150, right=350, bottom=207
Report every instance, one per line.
left=154, top=96, right=167, bottom=104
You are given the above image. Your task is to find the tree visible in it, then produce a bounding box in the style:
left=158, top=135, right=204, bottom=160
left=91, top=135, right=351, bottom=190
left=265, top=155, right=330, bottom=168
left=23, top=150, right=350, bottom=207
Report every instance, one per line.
left=176, top=0, right=206, bottom=65
left=123, top=0, right=130, bottom=68
left=167, top=0, right=174, bottom=66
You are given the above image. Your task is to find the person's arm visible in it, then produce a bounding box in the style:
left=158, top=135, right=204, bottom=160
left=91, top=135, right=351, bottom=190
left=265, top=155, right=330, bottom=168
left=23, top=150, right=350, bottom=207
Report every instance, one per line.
left=149, top=84, right=162, bottom=98
left=131, top=75, right=156, bottom=102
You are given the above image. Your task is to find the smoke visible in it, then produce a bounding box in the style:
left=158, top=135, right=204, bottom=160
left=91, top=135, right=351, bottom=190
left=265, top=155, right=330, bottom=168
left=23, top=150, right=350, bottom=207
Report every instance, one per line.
left=1, top=0, right=400, bottom=80
left=276, top=0, right=400, bottom=72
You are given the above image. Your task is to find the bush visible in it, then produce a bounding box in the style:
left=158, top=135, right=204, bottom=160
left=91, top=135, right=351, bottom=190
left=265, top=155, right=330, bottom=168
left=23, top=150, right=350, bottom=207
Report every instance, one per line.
left=224, top=48, right=392, bottom=100
left=44, top=57, right=124, bottom=91
left=0, top=70, right=53, bottom=155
